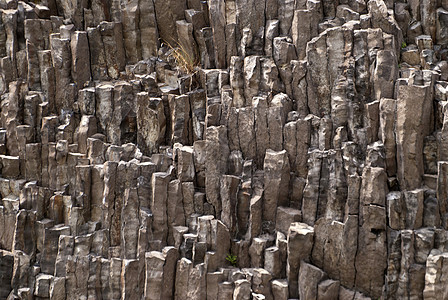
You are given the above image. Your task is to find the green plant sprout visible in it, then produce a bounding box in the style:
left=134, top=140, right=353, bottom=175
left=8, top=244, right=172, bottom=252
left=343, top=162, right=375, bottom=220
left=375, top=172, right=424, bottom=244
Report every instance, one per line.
left=226, top=253, right=237, bottom=267
left=401, top=41, right=407, bottom=49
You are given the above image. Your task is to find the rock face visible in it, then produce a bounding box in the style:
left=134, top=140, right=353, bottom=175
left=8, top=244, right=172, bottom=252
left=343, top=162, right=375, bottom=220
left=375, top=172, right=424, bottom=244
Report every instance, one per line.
left=1, top=0, right=448, bottom=299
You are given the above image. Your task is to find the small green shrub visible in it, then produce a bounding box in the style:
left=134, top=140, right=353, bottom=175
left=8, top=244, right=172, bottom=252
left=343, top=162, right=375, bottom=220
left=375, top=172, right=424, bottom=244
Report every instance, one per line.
left=401, top=41, right=407, bottom=49
left=226, top=253, right=237, bottom=267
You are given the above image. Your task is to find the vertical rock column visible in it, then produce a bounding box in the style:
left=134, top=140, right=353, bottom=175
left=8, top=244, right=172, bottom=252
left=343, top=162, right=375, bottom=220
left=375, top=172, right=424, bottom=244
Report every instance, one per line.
left=355, top=167, right=388, bottom=298
left=136, top=93, right=166, bottom=155
left=99, top=22, right=126, bottom=79
left=70, top=31, right=91, bottom=90
left=205, top=125, right=229, bottom=216
left=396, top=84, right=432, bottom=190
left=151, top=172, right=170, bottom=246
left=287, top=222, right=314, bottom=298
left=121, top=0, right=141, bottom=64
left=50, top=33, right=73, bottom=113
left=139, top=0, right=158, bottom=59
left=208, top=0, right=226, bottom=68
left=263, top=149, right=290, bottom=232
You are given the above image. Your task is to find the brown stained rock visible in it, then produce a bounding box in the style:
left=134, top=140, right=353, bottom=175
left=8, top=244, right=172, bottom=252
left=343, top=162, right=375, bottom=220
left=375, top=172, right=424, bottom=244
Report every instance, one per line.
left=229, top=56, right=245, bottom=108
left=26, top=40, right=40, bottom=92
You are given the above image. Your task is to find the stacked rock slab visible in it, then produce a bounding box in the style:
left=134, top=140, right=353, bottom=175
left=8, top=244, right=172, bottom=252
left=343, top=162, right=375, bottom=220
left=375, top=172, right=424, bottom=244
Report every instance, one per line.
left=2, top=0, right=448, bottom=299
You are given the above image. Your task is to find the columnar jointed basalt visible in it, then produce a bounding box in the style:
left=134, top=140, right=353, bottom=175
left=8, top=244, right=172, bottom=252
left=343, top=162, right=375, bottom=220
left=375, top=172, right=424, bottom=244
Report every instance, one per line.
left=1, top=0, right=448, bottom=299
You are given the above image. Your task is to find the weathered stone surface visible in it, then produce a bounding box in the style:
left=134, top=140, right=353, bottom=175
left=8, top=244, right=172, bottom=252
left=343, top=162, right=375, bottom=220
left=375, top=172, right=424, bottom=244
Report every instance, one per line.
left=205, top=125, right=229, bottom=216
left=287, top=222, right=314, bottom=298
left=151, top=172, right=170, bottom=245
left=263, top=150, right=290, bottom=229
left=396, top=84, right=432, bottom=190
left=379, top=98, right=397, bottom=176
left=137, top=94, right=166, bottom=155
left=298, top=261, right=327, bottom=300
left=234, top=279, right=251, bottom=300
left=423, top=250, right=448, bottom=299
left=154, top=0, right=186, bottom=46
left=144, top=247, right=178, bottom=300
left=1, top=1, right=447, bottom=300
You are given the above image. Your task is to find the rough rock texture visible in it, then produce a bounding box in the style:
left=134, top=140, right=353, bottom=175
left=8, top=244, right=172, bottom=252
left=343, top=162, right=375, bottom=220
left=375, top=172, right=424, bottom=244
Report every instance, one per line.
left=1, top=0, right=448, bottom=299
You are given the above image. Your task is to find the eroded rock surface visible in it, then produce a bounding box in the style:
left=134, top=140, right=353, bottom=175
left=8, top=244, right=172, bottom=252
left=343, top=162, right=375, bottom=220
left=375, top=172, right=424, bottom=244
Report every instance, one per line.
left=1, top=0, right=448, bottom=299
